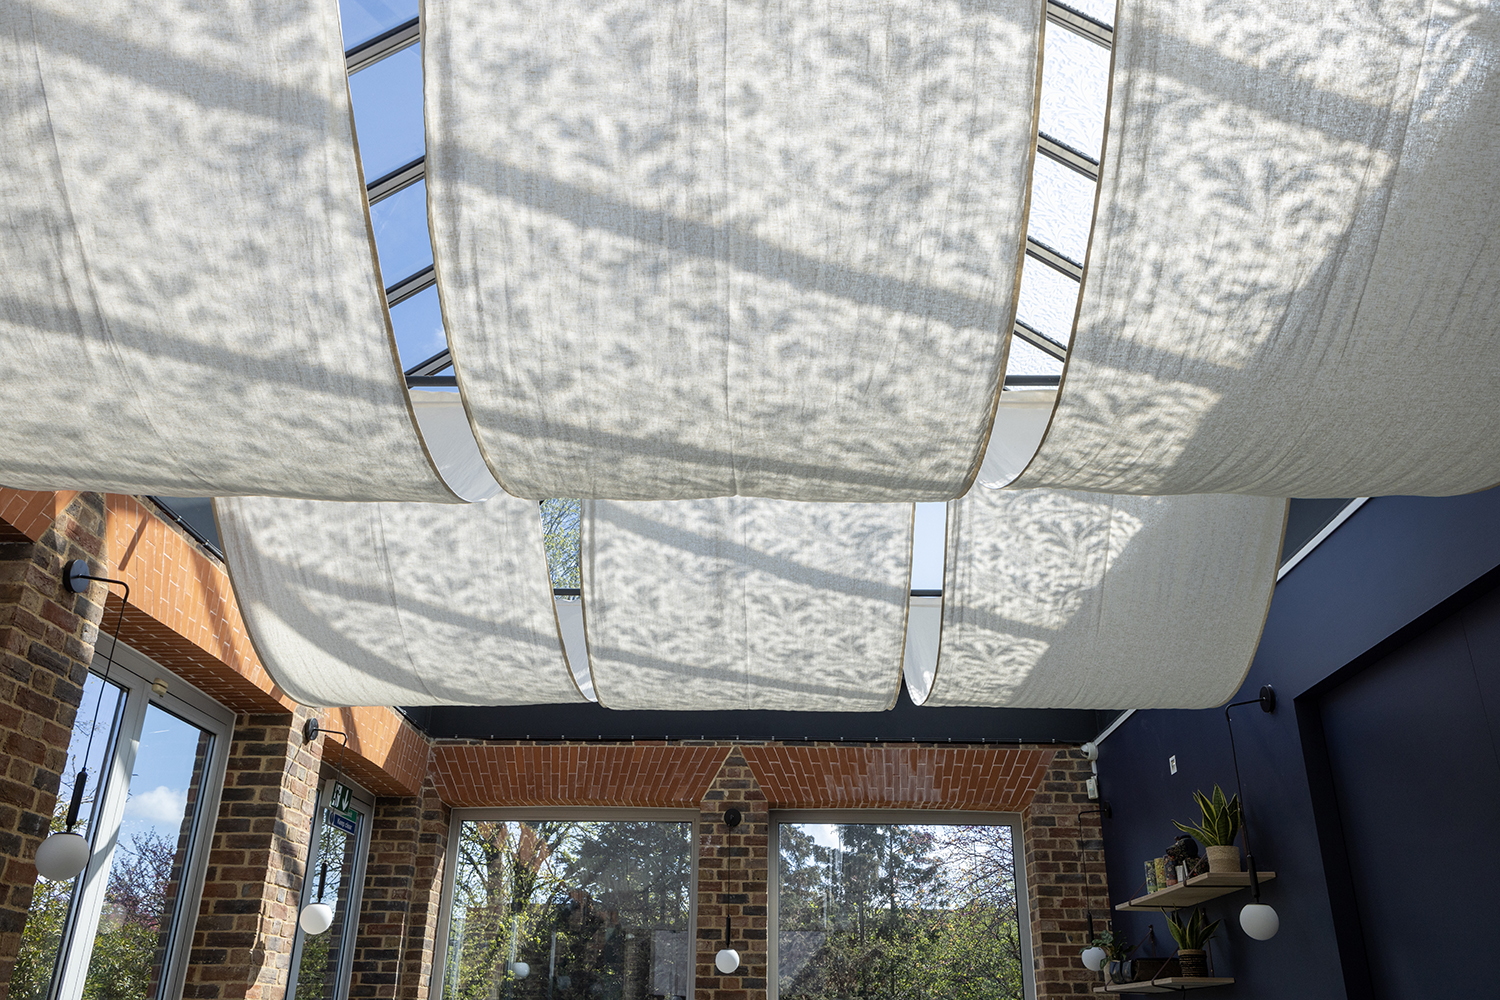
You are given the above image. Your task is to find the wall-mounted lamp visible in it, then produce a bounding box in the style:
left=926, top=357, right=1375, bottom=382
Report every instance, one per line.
left=1226, top=685, right=1280, bottom=941
left=37, top=562, right=130, bottom=881
left=715, top=807, right=742, bottom=975
left=300, top=716, right=350, bottom=936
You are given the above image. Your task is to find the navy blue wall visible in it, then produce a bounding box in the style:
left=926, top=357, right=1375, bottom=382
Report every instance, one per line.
left=1093, top=489, right=1500, bottom=1000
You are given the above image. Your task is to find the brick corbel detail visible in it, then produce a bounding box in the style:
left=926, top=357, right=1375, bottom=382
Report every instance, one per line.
left=1022, top=749, right=1110, bottom=999
left=697, top=748, right=768, bottom=1000
left=0, top=493, right=107, bottom=999
left=182, top=707, right=323, bottom=999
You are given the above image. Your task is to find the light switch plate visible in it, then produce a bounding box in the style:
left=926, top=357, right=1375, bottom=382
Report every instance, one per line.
left=1169, top=755, right=1178, bottom=775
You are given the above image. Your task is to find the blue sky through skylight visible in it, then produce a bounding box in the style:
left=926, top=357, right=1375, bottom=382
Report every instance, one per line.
left=348, top=44, right=426, bottom=181
left=369, top=179, right=434, bottom=285
left=338, top=0, right=418, bottom=51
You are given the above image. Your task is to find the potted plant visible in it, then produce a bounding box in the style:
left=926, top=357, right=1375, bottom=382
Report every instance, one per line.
left=1090, top=929, right=1130, bottom=983
left=1173, top=786, right=1241, bottom=873
left=1167, top=907, right=1223, bottom=979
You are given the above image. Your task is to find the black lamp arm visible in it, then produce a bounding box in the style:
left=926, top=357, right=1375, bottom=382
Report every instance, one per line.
left=1224, top=685, right=1275, bottom=902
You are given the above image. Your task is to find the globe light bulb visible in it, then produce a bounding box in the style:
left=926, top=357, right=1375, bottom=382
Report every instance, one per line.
left=34, top=831, right=90, bottom=881
left=510, top=962, right=531, bottom=979
left=1240, top=902, right=1280, bottom=940
left=715, top=948, right=741, bottom=974
left=1081, top=946, right=1107, bottom=972
left=299, top=901, right=335, bottom=935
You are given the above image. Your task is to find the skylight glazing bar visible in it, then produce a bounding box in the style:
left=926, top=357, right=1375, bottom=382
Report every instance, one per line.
left=1024, top=237, right=1084, bottom=280
left=384, top=265, right=435, bottom=307
left=1037, top=134, right=1099, bottom=181
left=404, top=347, right=453, bottom=378
left=367, top=155, right=426, bottom=204
left=345, top=16, right=420, bottom=74
left=1044, top=1, right=1112, bottom=48
left=1012, top=321, right=1068, bottom=362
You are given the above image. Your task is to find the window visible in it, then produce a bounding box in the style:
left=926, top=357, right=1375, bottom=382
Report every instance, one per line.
left=15, top=644, right=233, bottom=1000
left=286, top=777, right=376, bottom=1000
left=435, top=811, right=696, bottom=1000
left=771, top=812, right=1032, bottom=1000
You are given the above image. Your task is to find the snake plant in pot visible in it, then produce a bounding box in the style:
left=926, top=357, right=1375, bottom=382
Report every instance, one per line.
left=1167, top=908, right=1223, bottom=979
left=1173, top=785, right=1242, bottom=874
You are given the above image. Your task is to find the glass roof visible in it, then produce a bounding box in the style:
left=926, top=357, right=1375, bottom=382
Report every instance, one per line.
left=338, top=0, right=418, bottom=53
left=388, top=286, right=447, bottom=369
left=348, top=44, right=426, bottom=181
left=337, top=1, right=1114, bottom=598
left=369, top=179, right=434, bottom=287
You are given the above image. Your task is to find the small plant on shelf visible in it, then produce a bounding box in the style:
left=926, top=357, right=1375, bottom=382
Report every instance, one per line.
left=1173, top=785, right=1242, bottom=873
left=1167, top=907, right=1223, bottom=979
left=1091, top=929, right=1129, bottom=963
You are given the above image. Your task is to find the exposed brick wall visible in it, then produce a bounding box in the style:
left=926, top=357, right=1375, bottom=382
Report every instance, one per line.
left=321, top=707, right=432, bottom=798
left=1022, top=749, right=1109, bottom=999
left=431, top=743, right=729, bottom=807
left=0, top=494, right=106, bottom=999
left=697, top=749, right=769, bottom=1000
left=741, top=745, right=1055, bottom=810
left=183, top=707, right=322, bottom=1000
left=425, top=740, right=1098, bottom=1000
left=349, top=771, right=448, bottom=1000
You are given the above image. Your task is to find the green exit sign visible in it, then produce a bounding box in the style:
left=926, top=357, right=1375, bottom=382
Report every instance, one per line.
left=330, top=782, right=351, bottom=811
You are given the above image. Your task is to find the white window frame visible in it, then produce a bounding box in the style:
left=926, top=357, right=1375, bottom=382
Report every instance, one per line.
left=430, top=808, right=700, bottom=999
left=49, top=641, right=234, bottom=1000
left=769, top=809, right=1035, bottom=1000
left=284, top=775, right=376, bottom=1000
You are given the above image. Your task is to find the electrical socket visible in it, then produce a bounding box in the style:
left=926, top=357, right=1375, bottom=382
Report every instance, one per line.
left=1169, top=754, right=1178, bottom=775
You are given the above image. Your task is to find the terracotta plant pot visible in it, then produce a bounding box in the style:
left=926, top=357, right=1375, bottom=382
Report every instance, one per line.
left=1178, top=949, right=1208, bottom=978
left=1205, top=844, right=1240, bottom=873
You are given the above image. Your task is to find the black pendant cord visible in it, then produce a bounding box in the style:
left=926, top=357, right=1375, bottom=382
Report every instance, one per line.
left=1224, top=685, right=1275, bottom=903
left=62, top=564, right=130, bottom=836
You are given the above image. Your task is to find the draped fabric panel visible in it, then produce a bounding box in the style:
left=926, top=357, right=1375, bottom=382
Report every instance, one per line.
left=217, top=495, right=582, bottom=707
left=0, top=0, right=452, bottom=501
left=582, top=499, right=913, bottom=711
left=1014, top=0, right=1500, bottom=497
left=920, top=487, right=1286, bottom=709
left=427, top=0, right=1044, bottom=501
left=408, top=391, right=503, bottom=502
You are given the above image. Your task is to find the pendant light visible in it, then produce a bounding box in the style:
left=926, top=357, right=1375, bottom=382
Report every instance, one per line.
left=39, top=562, right=130, bottom=881
left=715, top=808, right=742, bottom=975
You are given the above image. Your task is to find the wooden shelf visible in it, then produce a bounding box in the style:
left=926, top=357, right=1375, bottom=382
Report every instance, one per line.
left=1115, top=871, right=1276, bottom=911
left=1093, top=978, right=1235, bottom=994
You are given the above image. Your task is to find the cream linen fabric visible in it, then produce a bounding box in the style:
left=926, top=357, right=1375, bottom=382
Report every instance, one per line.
left=900, top=595, right=943, bottom=705
left=0, top=0, right=451, bottom=501
left=1015, top=0, right=1500, bottom=497
left=408, top=391, right=503, bottom=501
left=554, top=596, right=597, bottom=701
left=583, top=499, right=912, bottom=710
left=926, top=488, right=1286, bottom=708
left=217, top=495, right=582, bottom=707
left=426, top=0, right=1043, bottom=501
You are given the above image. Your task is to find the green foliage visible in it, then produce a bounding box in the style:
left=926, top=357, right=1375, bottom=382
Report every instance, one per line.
left=1172, top=786, right=1241, bottom=848
left=1166, top=908, right=1222, bottom=951
left=777, top=823, right=1024, bottom=1000
left=14, top=828, right=180, bottom=1000
left=540, top=499, right=581, bottom=589
left=442, top=820, right=693, bottom=1000
left=11, top=873, right=70, bottom=1000
left=1091, top=929, right=1128, bottom=961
